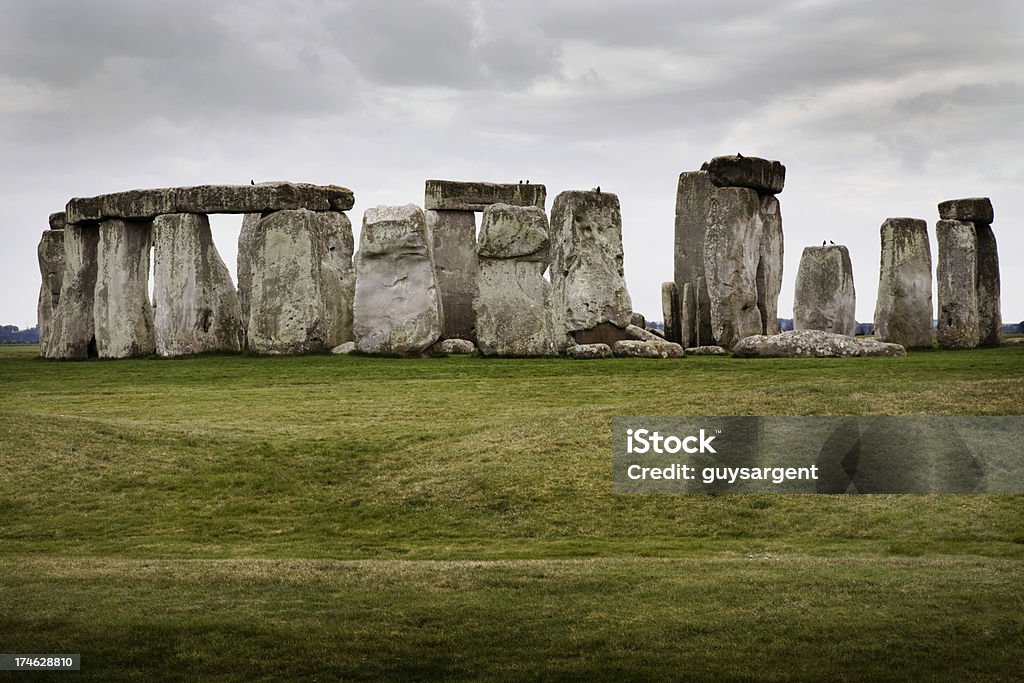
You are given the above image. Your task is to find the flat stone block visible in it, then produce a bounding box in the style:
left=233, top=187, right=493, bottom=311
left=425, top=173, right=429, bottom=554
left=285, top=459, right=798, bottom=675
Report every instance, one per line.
left=938, top=197, right=993, bottom=224
left=706, top=155, right=786, bottom=194
left=424, top=179, right=546, bottom=211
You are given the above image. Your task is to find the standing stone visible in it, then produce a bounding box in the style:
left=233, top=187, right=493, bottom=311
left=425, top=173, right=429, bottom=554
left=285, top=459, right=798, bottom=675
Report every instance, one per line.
left=240, top=209, right=354, bottom=354
left=45, top=223, right=99, bottom=359
left=936, top=219, right=979, bottom=349
left=152, top=213, right=244, bottom=357
left=661, top=281, right=680, bottom=343
left=354, top=204, right=442, bottom=355
left=702, top=187, right=764, bottom=349
left=549, top=190, right=633, bottom=348
left=873, top=218, right=933, bottom=349
left=236, top=213, right=262, bottom=345
left=974, top=223, right=1001, bottom=347
left=36, top=229, right=65, bottom=357
left=93, top=218, right=156, bottom=358
left=793, top=245, right=856, bottom=337
left=473, top=204, right=555, bottom=356
left=758, top=195, right=784, bottom=335
left=425, top=209, right=478, bottom=342
left=680, top=282, right=696, bottom=348
left=674, top=171, right=715, bottom=347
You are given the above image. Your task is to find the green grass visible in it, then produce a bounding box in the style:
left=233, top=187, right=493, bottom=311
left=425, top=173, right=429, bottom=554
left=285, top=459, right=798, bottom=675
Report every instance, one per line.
left=1, top=344, right=1022, bottom=680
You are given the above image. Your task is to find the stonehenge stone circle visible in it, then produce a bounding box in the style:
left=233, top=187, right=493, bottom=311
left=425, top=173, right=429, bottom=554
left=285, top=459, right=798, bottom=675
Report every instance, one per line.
left=424, top=180, right=546, bottom=211
left=45, top=223, right=99, bottom=359
left=152, top=213, right=244, bottom=357
left=733, top=330, right=905, bottom=358
left=793, top=245, right=856, bottom=337
left=675, top=155, right=784, bottom=349
left=873, top=218, right=933, bottom=349
left=426, top=209, right=479, bottom=342
left=353, top=204, right=443, bottom=356
left=936, top=219, right=980, bottom=349
left=36, top=229, right=66, bottom=358
left=66, top=182, right=354, bottom=224
left=549, top=190, right=633, bottom=348
left=474, top=203, right=556, bottom=356
left=241, top=209, right=355, bottom=354
left=93, top=218, right=156, bottom=358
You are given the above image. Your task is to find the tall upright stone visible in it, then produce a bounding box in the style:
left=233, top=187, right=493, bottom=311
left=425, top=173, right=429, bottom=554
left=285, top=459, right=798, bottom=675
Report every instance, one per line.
left=36, top=229, right=66, bottom=357
left=936, top=219, right=979, bottom=349
left=661, top=281, right=680, bottom=343
left=45, top=223, right=99, bottom=359
left=702, top=187, right=765, bottom=348
left=974, top=223, right=1001, bottom=347
left=474, top=204, right=555, bottom=356
left=793, top=245, right=856, bottom=337
left=236, top=213, right=262, bottom=346
left=240, top=209, right=354, bottom=354
left=757, top=195, right=784, bottom=335
left=354, top=204, right=442, bottom=355
left=93, top=218, right=156, bottom=358
left=873, top=218, right=933, bottom=349
left=425, top=209, right=478, bottom=342
left=674, top=171, right=715, bottom=347
left=152, top=213, right=244, bottom=357
left=549, top=190, right=632, bottom=348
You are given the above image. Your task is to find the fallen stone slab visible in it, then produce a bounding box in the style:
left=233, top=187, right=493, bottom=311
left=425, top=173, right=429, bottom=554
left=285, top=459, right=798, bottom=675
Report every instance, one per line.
left=873, top=218, right=933, bottom=349
left=354, top=204, right=443, bottom=355
left=566, top=343, right=613, bottom=359
left=732, top=330, right=906, bottom=358
left=331, top=341, right=357, bottom=354
left=152, top=213, right=244, bottom=357
left=36, top=230, right=66, bottom=357
left=936, top=219, right=980, bottom=349
left=66, top=182, right=354, bottom=223
left=705, top=155, right=786, bottom=195
left=45, top=223, right=99, bottom=359
left=793, top=244, right=856, bottom=336
left=433, top=338, right=477, bottom=355
left=93, top=218, right=156, bottom=358
left=686, top=345, right=728, bottom=356
left=424, top=180, right=546, bottom=211
left=1003, top=337, right=1024, bottom=346
left=938, top=197, right=994, bottom=224
left=613, top=339, right=685, bottom=358
left=625, top=324, right=661, bottom=342
left=426, top=210, right=478, bottom=342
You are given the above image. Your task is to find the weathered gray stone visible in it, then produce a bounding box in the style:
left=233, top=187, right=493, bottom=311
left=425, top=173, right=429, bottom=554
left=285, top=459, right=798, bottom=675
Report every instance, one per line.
left=433, top=338, right=477, bottom=355
left=702, top=187, right=764, bottom=349
left=45, top=223, right=99, bottom=359
left=613, top=339, right=684, bottom=358
left=938, top=197, right=993, bottom=224
left=661, top=281, right=680, bottom=343
left=936, top=219, right=980, bottom=349
left=680, top=282, right=695, bottom=347
left=733, top=330, right=906, bottom=358
left=331, top=341, right=357, bottom=354
left=425, top=210, right=478, bottom=342
left=625, top=324, right=661, bottom=342
left=793, top=245, right=856, bottom=337
left=93, top=219, right=156, bottom=358
left=706, top=155, right=786, bottom=195
left=873, top=218, right=933, bottom=349
left=567, top=343, right=613, bottom=359
left=630, top=312, right=646, bottom=329
left=67, top=182, right=354, bottom=223
left=152, top=213, right=243, bottom=357
left=647, top=327, right=666, bottom=339
left=686, top=345, right=728, bottom=356
left=549, top=190, right=633, bottom=348
left=236, top=213, right=262, bottom=347
left=354, top=204, right=443, bottom=355
left=424, top=180, right=546, bottom=211
left=474, top=204, right=555, bottom=357
left=1002, top=337, right=1024, bottom=346
left=975, top=223, right=1001, bottom=347
left=36, top=230, right=65, bottom=357
left=242, top=209, right=355, bottom=354
left=48, top=212, right=67, bottom=230
left=674, top=171, right=714, bottom=347
left=757, top=195, right=784, bottom=335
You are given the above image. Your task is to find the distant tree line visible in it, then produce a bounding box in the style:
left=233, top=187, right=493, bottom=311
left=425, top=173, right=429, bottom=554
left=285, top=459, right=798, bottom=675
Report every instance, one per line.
left=0, top=325, right=39, bottom=343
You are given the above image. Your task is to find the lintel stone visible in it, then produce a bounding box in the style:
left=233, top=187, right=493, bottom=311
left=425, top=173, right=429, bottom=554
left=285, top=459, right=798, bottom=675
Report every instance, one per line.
left=424, top=179, right=546, bottom=211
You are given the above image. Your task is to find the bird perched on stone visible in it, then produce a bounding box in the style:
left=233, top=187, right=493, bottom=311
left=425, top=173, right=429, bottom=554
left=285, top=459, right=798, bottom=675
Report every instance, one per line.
left=596, top=186, right=601, bottom=193
left=519, top=180, right=522, bottom=184
left=829, top=240, right=835, bottom=245
left=822, top=240, right=826, bottom=246
left=250, top=180, right=255, bottom=185
left=737, top=152, right=744, bottom=158
left=525, top=180, right=529, bottom=184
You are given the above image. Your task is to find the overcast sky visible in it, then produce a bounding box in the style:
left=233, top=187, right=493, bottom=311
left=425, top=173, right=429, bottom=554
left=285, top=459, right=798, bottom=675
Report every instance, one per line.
left=2, top=0, right=1021, bottom=330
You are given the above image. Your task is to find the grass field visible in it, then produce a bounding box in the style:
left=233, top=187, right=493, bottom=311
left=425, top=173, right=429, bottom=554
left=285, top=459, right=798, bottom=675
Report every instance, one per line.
left=1, top=343, right=1022, bottom=680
